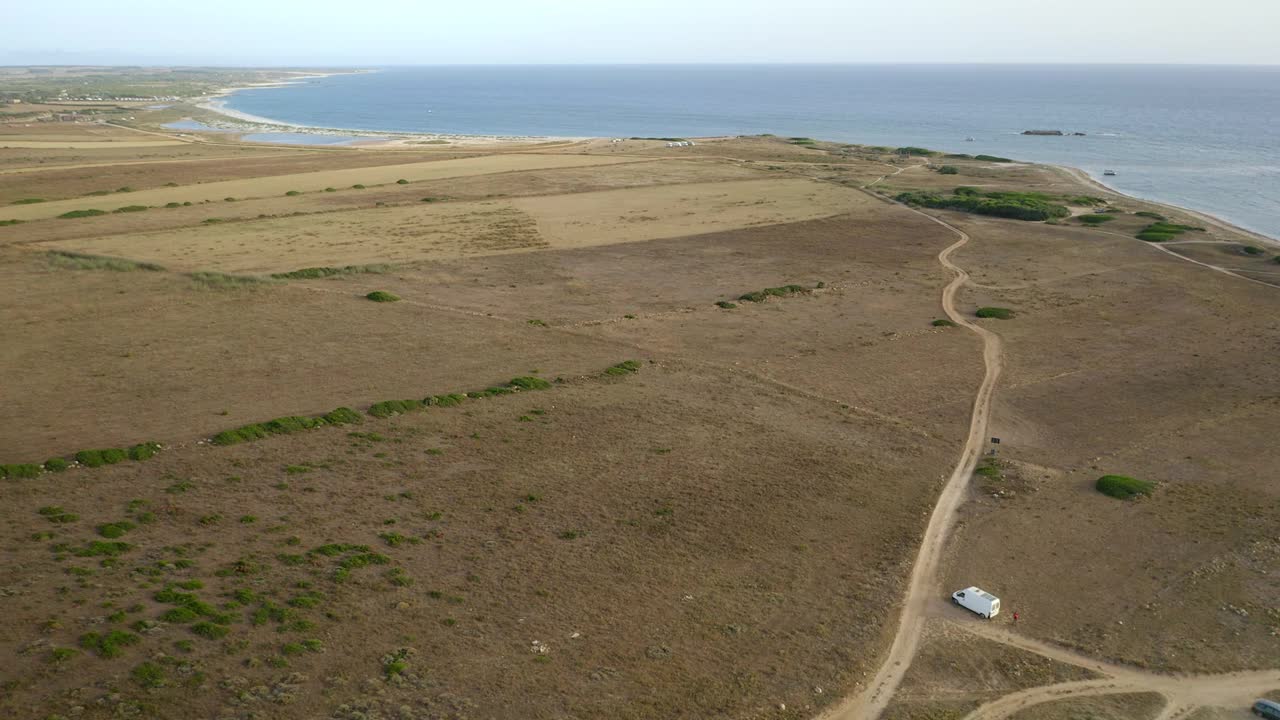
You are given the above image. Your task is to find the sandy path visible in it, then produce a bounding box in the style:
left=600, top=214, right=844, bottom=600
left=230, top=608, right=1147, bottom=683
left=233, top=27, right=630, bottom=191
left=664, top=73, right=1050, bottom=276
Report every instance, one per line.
left=823, top=197, right=1005, bottom=720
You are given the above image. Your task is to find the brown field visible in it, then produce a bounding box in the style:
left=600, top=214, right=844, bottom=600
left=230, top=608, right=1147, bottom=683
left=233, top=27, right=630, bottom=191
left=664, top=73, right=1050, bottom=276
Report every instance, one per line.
left=1, top=107, right=1277, bottom=720
left=35, top=177, right=871, bottom=273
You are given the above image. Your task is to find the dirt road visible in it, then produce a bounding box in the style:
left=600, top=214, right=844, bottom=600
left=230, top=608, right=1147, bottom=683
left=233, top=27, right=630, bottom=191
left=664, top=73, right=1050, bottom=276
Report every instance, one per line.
left=824, top=206, right=1006, bottom=720
left=822, top=197, right=1277, bottom=720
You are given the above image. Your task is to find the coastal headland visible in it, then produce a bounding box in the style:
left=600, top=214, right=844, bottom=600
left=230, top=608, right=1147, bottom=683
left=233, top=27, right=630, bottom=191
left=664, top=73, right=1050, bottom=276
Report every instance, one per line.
left=1, top=83, right=1277, bottom=720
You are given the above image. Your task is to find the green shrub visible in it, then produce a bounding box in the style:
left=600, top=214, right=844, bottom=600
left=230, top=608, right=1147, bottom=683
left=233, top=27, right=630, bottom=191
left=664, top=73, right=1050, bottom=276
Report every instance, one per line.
left=127, top=442, right=161, bottom=461
left=931, top=318, right=957, bottom=327
left=1078, top=214, right=1114, bottom=224
left=1, top=463, right=42, bottom=479
left=12, top=198, right=45, bottom=204
left=44, top=457, right=69, bottom=473
left=191, top=622, right=228, bottom=640
left=352, top=184, right=366, bottom=189
left=1095, top=474, right=1155, bottom=500
left=937, top=165, right=959, bottom=175
left=368, top=399, right=423, bottom=418
left=1136, top=231, right=1179, bottom=242
left=1240, top=246, right=1264, bottom=256
left=715, top=300, right=737, bottom=309
left=97, top=521, right=135, bottom=539
left=39, top=506, right=78, bottom=523
left=739, top=284, right=810, bottom=303
left=47, top=250, right=164, bottom=272
left=79, top=629, right=140, bottom=658
left=74, top=540, right=131, bottom=557
left=896, top=146, right=935, bottom=156
left=285, top=190, right=301, bottom=196
left=188, top=271, right=268, bottom=289
left=270, top=264, right=390, bottom=280
left=164, top=202, right=182, bottom=208
left=508, top=376, right=551, bottom=391
left=132, top=661, right=166, bottom=688
left=0, top=219, right=23, bottom=226
left=974, top=154, right=1013, bottom=163
left=58, top=209, right=108, bottom=219
left=396, top=179, right=409, bottom=184
left=1134, top=211, right=1166, bottom=220
left=366, top=290, right=400, bottom=302
left=113, top=205, right=147, bottom=213
left=896, top=189, right=1068, bottom=222
left=604, top=360, right=642, bottom=376
left=75, top=448, right=128, bottom=468
left=975, top=307, right=1014, bottom=319
left=323, top=407, right=363, bottom=425
left=425, top=393, right=467, bottom=408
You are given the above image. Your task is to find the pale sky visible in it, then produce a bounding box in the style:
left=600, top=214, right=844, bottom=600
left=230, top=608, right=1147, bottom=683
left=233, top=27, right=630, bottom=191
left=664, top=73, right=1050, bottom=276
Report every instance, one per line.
left=5, top=0, right=1277, bottom=66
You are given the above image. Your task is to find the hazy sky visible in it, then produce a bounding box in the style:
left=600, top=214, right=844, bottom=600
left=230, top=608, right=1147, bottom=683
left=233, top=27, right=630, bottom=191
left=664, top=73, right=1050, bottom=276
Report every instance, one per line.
left=6, top=0, right=1277, bottom=66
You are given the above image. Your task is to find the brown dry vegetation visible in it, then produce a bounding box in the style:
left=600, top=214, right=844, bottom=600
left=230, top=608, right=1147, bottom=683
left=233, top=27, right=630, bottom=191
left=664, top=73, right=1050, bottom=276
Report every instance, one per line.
left=1, top=115, right=1277, bottom=720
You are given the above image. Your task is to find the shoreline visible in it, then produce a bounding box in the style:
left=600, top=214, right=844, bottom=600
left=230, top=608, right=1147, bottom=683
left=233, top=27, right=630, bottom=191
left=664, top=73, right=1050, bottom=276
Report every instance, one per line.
left=194, top=72, right=580, bottom=146
left=1052, top=164, right=1278, bottom=247
left=189, top=77, right=1275, bottom=244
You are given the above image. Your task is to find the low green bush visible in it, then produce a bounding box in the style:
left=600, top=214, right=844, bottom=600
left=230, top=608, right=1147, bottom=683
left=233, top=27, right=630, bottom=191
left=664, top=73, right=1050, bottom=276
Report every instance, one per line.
left=975, top=307, right=1014, bottom=319
left=322, top=407, right=363, bottom=425
left=738, top=284, right=810, bottom=303
left=1134, top=211, right=1166, bottom=220
left=896, top=189, right=1068, bottom=222
left=79, top=629, right=140, bottom=658
left=58, top=209, right=107, bottom=219
left=270, top=264, right=390, bottom=280
left=113, top=205, right=148, bottom=213
left=352, top=184, right=366, bottom=189
left=509, top=376, right=552, bottom=391
left=1240, top=245, right=1264, bottom=256
left=937, top=165, right=959, bottom=175
left=366, top=291, right=400, bottom=302
left=128, top=442, right=161, bottom=461
left=1136, top=231, right=1179, bottom=242
left=1, top=463, right=42, bottom=479
left=931, top=318, right=957, bottom=327
left=425, top=394, right=467, bottom=407
left=1095, top=474, right=1155, bottom=500
left=974, top=154, right=1013, bottom=163
left=715, top=300, right=737, bottom=309
left=164, top=202, right=182, bottom=208
left=44, top=458, right=69, bottom=472
left=1078, top=214, right=1114, bottom=224
left=188, top=271, right=268, bottom=288
left=75, top=448, right=128, bottom=468
left=604, top=360, right=642, bottom=376
left=896, top=146, right=935, bottom=156
left=12, top=198, right=45, bottom=204
left=285, top=190, right=301, bottom=196
left=396, top=179, right=409, bottom=184
left=368, top=399, right=423, bottom=418
left=0, top=219, right=23, bottom=227
left=47, top=250, right=164, bottom=272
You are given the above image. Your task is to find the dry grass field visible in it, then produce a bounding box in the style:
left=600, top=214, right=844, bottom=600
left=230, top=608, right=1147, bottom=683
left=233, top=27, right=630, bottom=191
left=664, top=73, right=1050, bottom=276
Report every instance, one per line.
left=1, top=111, right=1277, bottom=720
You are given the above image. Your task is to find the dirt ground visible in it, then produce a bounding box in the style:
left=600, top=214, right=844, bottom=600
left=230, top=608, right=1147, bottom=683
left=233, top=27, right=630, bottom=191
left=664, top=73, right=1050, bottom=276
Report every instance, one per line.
left=2, top=119, right=1277, bottom=720
left=882, top=621, right=1099, bottom=720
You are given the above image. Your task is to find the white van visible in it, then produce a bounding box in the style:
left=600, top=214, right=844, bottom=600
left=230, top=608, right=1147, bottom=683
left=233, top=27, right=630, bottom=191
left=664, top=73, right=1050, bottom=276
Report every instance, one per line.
left=952, top=587, right=1000, bottom=618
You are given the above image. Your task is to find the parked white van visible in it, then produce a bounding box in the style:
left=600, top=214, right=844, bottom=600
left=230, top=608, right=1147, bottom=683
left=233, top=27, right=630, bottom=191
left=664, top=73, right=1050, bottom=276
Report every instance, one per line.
left=952, top=587, right=1000, bottom=618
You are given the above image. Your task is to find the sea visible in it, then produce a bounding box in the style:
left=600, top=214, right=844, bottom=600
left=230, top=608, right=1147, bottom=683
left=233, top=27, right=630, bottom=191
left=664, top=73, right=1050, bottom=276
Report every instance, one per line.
left=219, top=64, right=1280, bottom=239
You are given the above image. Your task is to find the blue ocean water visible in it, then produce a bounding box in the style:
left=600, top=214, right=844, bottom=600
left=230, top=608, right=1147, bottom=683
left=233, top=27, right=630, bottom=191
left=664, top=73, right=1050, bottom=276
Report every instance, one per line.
left=223, top=65, right=1280, bottom=238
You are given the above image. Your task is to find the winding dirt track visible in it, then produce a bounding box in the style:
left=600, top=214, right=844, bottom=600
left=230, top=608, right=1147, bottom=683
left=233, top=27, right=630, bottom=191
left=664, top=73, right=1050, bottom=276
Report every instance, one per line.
left=824, top=206, right=1005, bottom=720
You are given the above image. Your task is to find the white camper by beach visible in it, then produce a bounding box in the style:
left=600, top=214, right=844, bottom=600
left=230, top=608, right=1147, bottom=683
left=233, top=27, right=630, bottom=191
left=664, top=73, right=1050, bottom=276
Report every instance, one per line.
left=952, top=587, right=1000, bottom=618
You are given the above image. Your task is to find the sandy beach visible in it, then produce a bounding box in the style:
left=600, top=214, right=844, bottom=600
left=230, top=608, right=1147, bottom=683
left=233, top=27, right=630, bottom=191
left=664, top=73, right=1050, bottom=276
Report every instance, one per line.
left=193, top=71, right=582, bottom=148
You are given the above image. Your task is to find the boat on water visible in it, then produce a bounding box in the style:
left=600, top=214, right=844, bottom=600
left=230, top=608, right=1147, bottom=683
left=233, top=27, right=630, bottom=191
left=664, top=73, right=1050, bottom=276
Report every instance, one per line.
left=1103, top=170, right=1117, bottom=176
left=965, top=137, right=975, bottom=142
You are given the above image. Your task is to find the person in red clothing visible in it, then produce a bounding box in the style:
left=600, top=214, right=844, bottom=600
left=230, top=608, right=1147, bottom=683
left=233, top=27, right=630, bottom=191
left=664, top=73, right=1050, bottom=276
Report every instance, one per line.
left=1012, top=612, right=1019, bottom=623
